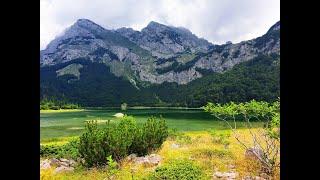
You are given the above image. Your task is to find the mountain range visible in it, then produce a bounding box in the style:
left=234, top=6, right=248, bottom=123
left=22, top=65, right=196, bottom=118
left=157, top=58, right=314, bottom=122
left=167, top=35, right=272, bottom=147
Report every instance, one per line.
left=40, top=19, right=280, bottom=107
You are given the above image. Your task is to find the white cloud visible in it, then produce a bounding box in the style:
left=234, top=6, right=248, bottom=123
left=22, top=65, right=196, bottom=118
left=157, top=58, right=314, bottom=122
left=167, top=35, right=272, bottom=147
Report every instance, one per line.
left=40, top=0, right=280, bottom=50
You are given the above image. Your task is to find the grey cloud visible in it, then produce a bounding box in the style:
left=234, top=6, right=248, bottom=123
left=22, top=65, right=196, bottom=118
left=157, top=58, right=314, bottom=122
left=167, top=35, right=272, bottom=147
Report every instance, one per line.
left=40, top=0, right=279, bottom=49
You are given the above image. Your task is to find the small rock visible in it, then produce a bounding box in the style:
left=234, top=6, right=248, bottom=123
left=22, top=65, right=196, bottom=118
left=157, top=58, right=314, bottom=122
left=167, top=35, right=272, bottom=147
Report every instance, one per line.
left=69, top=159, right=76, bottom=167
left=213, top=171, right=238, bottom=179
left=148, top=154, right=162, bottom=165
left=134, top=154, right=161, bottom=166
left=40, top=160, right=51, bottom=169
left=59, top=161, right=70, bottom=167
left=54, top=166, right=74, bottom=174
left=127, top=153, right=137, bottom=161
left=50, top=158, right=60, bottom=166
left=59, top=158, right=69, bottom=163
left=242, top=176, right=266, bottom=180
left=135, top=157, right=148, bottom=164
left=171, top=143, right=180, bottom=149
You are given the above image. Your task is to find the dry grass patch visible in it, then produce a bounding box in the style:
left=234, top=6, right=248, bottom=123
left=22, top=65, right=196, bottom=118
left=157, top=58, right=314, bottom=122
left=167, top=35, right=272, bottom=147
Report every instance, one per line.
left=40, top=128, right=280, bottom=179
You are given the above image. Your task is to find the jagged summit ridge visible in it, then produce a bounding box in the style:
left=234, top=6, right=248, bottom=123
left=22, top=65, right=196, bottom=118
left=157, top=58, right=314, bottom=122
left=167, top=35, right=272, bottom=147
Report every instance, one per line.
left=117, top=21, right=212, bottom=57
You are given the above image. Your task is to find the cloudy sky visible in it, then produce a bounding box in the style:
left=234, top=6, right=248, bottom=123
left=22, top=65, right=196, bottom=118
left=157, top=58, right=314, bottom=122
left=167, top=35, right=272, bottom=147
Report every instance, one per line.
left=40, top=0, right=280, bottom=50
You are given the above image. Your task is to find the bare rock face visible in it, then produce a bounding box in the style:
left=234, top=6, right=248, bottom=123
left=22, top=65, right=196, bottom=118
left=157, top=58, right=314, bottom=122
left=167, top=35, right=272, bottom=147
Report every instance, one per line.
left=139, top=67, right=202, bottom=84
left=117, top=21, right=211, bottom=58
left=109, top=46, right=130, bottom=61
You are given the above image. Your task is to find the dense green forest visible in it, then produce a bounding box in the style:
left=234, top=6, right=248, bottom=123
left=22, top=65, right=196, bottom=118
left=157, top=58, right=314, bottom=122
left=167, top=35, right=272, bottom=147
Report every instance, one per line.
left=40, top=54, right=279, bottom=107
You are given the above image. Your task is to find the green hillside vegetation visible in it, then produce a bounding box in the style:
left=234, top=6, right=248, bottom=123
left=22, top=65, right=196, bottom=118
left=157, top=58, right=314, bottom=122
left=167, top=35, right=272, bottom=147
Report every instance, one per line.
left=40, top=54, right=279, bottom=108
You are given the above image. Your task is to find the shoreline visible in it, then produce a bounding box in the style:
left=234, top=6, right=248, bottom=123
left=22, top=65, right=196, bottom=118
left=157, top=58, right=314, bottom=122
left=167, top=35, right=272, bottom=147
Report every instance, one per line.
left=41, top=106, right=204, bottom=111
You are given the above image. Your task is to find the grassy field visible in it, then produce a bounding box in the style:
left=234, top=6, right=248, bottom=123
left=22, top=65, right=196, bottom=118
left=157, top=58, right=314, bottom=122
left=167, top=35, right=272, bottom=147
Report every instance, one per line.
left=40, top=108, right=263, bottom=141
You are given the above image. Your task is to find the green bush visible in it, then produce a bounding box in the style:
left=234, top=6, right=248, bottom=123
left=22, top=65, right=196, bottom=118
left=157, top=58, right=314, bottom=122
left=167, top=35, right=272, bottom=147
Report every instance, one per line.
left=78, top=116, right=168, bottom=167
left=40, top=138, right=80, bottom=159
left=58, top=138, right=80, bottom=159
left=78, top=120, right=107, bottom=167
left=107, top=116, right=137, bottom=160
left=150, top=159, right=205, bottom=180
left=40, top=144, right=62, bottom=157
left=130, top=116, right=168, bottom=155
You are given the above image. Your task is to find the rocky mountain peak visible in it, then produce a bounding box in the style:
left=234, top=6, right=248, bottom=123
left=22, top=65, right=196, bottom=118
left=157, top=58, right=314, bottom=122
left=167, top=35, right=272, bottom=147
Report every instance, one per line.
left=41, top=19, right=280, bottom=85
left=146, top=21, right=166, bottom=28
left=141, top=21, right=171, bottom=34
left=267, top=21, right=280, bottom=33
left=71, top=18, right=106, bottom=34
left=75, top=18, right=97, bottom=25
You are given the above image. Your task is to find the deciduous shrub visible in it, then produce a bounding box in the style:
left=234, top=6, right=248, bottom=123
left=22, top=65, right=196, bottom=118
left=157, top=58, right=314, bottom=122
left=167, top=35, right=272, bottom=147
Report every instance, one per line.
left=204, top=99, right=280, bottom=176
left=150, top=159, right=205, bottom=180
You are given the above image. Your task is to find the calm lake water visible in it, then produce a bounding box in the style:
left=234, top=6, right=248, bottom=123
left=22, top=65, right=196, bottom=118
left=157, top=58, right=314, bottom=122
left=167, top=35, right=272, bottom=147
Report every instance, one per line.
left=40, top=108, right=247, bottom=139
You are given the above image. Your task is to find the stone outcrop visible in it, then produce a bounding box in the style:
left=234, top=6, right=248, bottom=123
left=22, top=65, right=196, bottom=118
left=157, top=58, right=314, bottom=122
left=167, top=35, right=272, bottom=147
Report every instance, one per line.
left=40, top=158, right=77, bottom=174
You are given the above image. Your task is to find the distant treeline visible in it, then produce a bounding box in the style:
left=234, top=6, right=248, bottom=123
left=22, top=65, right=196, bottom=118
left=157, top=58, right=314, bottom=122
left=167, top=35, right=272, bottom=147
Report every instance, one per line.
left=40, top=99, right=80, bottom=110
